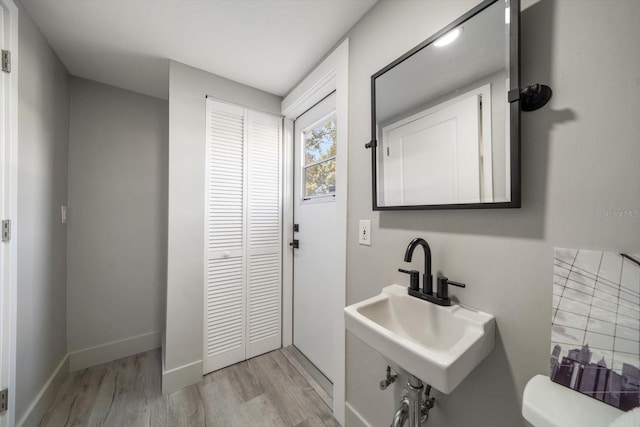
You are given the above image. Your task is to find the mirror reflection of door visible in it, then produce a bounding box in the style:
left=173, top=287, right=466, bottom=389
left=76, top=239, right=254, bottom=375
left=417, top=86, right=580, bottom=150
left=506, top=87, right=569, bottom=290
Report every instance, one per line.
left=372, top=0, right=517, bottom=208
left=292, top=92, right=337, bottom=390
left=381, top=85, right=493, bottom=205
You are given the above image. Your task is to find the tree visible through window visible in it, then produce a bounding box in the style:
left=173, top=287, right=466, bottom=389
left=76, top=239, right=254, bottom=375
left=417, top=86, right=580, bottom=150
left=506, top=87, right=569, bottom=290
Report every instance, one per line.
left=303, top=115, right=336, bottom=198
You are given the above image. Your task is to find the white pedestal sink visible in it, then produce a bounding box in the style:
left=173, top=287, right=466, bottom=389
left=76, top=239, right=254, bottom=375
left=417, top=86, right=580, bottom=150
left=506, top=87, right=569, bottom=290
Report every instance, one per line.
left=345, top=284, right=495, bottom=394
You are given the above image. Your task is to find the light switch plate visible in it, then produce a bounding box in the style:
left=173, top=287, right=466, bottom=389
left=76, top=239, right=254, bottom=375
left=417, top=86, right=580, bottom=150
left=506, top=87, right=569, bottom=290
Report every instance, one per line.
left=359, top=220, right=371, bottom=246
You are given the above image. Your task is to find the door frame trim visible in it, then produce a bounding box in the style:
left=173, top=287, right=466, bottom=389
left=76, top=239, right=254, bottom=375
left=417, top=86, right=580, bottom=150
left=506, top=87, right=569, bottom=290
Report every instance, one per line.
left=281, top=38, right=349, bottom=426
left=0, top=0, right=18, bottom=425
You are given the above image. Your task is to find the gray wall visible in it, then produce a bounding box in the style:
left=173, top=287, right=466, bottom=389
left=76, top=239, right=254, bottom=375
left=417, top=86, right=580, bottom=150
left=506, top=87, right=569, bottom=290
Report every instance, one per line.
left=15, top=0, right=70, bottom=420
left=164, top=60, right=281, bottom=389
left=67, top=77, right=167, bottom=353
left=345, top=0, right=640, bottom=426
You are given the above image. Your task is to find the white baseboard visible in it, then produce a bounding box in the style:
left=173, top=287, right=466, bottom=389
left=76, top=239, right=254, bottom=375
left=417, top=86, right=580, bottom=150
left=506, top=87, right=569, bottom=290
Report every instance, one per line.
left=162, top=359, right=203, bottom=395
left=345, top=402, right=372, bottom=427
left=17, top=354, right=69, bottom=427
left=68, top=330, right=161, bottom=372
left=18, top=331, right=162, bottom=426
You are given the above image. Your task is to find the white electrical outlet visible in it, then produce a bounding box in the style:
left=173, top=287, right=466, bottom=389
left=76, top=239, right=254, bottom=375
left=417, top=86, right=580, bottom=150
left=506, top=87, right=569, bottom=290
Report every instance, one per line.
left=359, top=220, right=371, bottom=246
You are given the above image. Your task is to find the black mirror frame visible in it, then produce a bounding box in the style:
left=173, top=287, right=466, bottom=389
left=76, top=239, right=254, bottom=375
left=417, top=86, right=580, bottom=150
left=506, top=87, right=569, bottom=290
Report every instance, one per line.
left=369, top=0, right=521, bottom=211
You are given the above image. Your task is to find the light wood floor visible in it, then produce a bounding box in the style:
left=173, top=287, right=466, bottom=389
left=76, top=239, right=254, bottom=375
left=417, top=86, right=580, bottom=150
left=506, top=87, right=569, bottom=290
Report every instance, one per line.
left=40, top=348, right=339, bottom=427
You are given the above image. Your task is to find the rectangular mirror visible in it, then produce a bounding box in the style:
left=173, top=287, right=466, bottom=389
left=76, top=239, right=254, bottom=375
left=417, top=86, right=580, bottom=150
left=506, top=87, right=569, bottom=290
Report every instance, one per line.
left=371, top=0, right=520, bottom=210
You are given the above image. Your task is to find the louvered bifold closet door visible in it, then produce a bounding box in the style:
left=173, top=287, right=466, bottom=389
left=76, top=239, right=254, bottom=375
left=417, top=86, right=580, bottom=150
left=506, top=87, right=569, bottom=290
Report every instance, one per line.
left=204, top=99, right=247, bottom=373
left=246, top=110, right=282, bottom=359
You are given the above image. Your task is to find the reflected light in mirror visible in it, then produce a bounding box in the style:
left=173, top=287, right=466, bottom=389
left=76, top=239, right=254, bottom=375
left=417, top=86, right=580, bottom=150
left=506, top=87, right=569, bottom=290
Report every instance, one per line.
left=433, top=27, right=462, bottom=47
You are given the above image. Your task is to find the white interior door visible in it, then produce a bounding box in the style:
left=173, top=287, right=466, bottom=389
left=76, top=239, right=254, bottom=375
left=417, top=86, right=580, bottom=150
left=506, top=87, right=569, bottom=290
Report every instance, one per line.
left=204, top=100, right=247, bottom=374
left=293, top=93, right=337, bottom=382
left=382, top=86, right=491, bottom=205
left=204, top=98, right=282, bottom=374
left=245, top=110, right=282, bottom=359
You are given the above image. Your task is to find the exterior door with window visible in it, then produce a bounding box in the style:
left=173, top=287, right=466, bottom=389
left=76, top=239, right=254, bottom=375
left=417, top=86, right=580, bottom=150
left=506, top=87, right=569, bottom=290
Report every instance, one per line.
left=293, top=93, right=337, bottom=382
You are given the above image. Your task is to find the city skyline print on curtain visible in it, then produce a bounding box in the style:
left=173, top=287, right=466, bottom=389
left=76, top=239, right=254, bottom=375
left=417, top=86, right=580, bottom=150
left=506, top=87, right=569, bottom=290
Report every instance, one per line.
left=551, top=248, right=640, bottom=411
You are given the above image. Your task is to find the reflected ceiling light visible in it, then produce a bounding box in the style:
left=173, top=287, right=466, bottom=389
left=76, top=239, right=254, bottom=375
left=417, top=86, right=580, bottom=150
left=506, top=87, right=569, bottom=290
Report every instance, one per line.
left=433, top=28, right=462, bottom=47
left=505, top=7, right=510, bottom=24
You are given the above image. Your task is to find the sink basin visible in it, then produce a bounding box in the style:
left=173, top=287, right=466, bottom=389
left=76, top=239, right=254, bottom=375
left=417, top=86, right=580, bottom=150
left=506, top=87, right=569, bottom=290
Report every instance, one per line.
left=344, top=284, right=495, bottom=393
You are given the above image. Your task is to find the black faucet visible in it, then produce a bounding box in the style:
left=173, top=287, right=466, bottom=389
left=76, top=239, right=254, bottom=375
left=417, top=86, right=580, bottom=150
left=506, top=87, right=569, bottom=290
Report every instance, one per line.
left=400, top=237, right=466, bottom=306
left=403, top=237, right=433, bottom=295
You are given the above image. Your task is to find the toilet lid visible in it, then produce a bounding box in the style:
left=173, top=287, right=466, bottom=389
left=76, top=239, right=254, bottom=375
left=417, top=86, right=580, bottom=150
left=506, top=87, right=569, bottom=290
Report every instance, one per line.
left=522, top=375, right=623, bottom=427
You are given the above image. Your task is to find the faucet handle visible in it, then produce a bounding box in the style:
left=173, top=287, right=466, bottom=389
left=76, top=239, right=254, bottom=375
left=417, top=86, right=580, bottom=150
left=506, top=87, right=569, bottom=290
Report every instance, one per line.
left=436, top=276, right=466, bottom=300
left=447, top=280, right=466, bottom=288
left=399, top=268, right=420, bottom=291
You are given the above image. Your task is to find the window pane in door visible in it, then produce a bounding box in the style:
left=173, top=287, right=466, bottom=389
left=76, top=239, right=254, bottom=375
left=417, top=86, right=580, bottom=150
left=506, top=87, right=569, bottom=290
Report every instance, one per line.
left=304, top=159, right=336, bottom=197
left=304, top=116, right=337, bottom=165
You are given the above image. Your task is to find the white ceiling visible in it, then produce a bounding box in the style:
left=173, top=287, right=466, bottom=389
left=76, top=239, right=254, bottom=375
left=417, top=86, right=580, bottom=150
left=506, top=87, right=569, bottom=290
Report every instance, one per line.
left=21, top=0, right=378, bottom=99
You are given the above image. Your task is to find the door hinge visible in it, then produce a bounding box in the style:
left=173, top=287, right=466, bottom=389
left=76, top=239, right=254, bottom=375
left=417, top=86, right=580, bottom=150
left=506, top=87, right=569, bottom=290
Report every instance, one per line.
left=1, top=50, right=10, bottom=73
left=2, top=220, right=11, bottom=242
left=0, top=388, right=8, bottom=413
